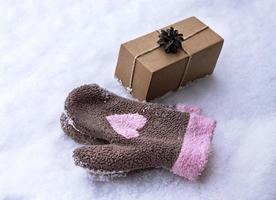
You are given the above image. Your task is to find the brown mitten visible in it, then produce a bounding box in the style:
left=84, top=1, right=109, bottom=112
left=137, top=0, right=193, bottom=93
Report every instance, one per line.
left=60, top=84, right=215, bottom=181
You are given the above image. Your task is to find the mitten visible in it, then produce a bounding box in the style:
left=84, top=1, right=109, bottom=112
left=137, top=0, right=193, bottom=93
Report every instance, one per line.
left=60, top=84, right=215, bottom=181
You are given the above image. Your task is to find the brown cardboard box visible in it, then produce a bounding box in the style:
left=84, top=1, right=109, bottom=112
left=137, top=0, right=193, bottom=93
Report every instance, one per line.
left=115, top=16, right=224, bottom=101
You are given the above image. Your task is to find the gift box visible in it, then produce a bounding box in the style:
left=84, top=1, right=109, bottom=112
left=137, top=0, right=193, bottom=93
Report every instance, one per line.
left=115, top=16, right=224, bottom=101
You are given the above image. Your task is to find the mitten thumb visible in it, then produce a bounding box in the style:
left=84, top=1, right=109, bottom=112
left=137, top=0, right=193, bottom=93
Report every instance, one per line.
left=73, top=144, right=154, bottom=174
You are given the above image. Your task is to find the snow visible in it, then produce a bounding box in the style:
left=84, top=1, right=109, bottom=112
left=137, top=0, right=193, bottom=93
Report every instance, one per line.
left=0, top=0, right=276, bottom=199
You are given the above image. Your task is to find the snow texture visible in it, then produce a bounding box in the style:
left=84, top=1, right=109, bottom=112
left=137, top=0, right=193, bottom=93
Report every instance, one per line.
left=0, top=0, right=276, bottom=199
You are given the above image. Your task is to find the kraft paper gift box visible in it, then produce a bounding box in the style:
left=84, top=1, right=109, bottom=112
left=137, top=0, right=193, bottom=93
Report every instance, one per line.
left=115, top=16, right=224, bottom=101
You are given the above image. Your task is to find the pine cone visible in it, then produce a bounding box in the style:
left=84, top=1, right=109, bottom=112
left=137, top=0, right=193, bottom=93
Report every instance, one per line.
left=157, top=27, right=184, bottom=53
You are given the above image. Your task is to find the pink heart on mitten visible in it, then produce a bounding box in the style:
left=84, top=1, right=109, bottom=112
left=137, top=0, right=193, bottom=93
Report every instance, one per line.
left=106, top=113, right=147, bottom=139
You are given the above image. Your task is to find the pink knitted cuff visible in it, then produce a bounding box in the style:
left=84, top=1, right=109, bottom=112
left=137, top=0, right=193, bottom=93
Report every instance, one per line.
left=171, top=113, right=216, bottom=180
left=176, top=104, right=201, bottom=115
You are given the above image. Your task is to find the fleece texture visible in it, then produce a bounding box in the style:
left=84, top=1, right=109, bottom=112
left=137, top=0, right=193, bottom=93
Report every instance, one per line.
left=171, top=112, right=216, bottom=180
left=60, top=84, right=215, bottom=180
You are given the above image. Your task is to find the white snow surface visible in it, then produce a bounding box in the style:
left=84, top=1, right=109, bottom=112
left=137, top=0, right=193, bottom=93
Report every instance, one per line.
left=0, top=1, right=276, bottom=199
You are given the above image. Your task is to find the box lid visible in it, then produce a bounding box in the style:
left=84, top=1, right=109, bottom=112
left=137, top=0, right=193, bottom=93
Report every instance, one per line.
left=123, top=16, right=223, bottom=73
